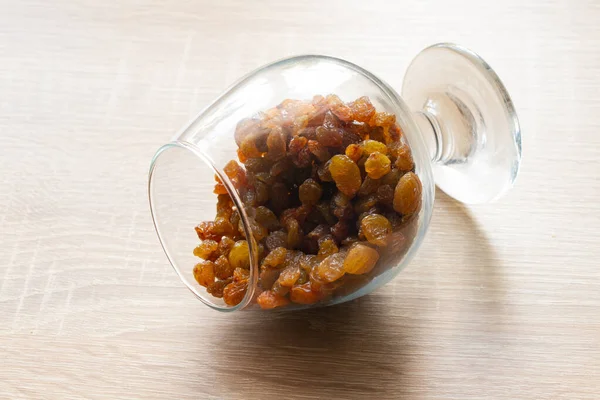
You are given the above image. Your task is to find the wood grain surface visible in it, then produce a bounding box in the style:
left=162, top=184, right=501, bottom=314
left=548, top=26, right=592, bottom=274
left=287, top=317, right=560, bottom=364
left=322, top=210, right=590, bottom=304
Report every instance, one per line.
left=1, top=0, right=599, bottom=398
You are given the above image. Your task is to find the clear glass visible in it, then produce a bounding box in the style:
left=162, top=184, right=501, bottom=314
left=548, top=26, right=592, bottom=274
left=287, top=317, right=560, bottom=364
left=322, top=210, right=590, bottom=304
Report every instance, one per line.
left=148, top=43, right=521, bottom=311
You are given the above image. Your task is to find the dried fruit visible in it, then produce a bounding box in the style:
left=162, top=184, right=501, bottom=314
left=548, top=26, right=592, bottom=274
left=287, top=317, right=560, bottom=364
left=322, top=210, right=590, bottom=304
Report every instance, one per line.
left=192, top=94, right=421, bottom=309
left=257, top=290, right=290, bottom=309
left=290, top=282, right=324, bottom=304
left=360, top=214, right=392, bottom=247
left=223, top=280, right=248, bottom=306
left=393, top=172, right=422, bottom=216
left=277, top=265, right=301, bottom=287
left=317, top=236, right=339, bottom=260
left=262, top=247, right=287, bottom=268
left=364, top=152, right=391, bottom=179
left=343, top=243, right=379, bottom=274
left=362, top=140, right=388, bottom=155
left=299, top=179, right=322, bottom=206
left=345, top=143, right=363, bottom=162
left=193, top=240, right=218, bottom=260
left=213, top=255, right=233, bottom=280
left=229, top=240, right=250, bottom=270
left=329, top=155, right=362, bottom=198
left=315, top=253, right=346, bottom=283
left=193, top=260, right=215, bottom=287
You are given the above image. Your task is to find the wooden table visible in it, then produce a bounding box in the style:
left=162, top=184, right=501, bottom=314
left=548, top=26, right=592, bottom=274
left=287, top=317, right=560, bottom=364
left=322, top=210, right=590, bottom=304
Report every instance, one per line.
left=2, top=1, right=599, bottom=398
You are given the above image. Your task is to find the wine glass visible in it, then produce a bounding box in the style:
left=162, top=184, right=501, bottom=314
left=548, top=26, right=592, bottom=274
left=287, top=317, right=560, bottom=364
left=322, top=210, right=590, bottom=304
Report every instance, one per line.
left=148, top=43, right=521, bottom=311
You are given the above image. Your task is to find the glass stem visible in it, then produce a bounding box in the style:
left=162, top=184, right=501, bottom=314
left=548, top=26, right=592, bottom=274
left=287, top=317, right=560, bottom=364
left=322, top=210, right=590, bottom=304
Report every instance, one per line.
left=413, top=111, right=443, bottom=163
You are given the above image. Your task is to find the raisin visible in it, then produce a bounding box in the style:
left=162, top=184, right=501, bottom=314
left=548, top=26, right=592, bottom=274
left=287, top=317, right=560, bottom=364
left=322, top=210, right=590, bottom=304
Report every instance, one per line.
left=223, top=280, right=248, bottom=306
left=214, top=255, right=233, bottom=280
left=195, top=221, right=219, bottom=241
left=193, top=240, right=218, bottom=260
left=360, top=214, right=392, bottom=247
left=285, top=218, right=303, bottom=250
left=364, top=152, right=391, bottom=179
left=348, top=96, right=376, bottom=123
left=233, top=267, right=250, bottom=282
left=330, top=220, right=350, bottom=244
left=326, top=95, right=353, bottom=122
left=245, top=157, right=271, bottom=173
left=315, top=253, right=346, bottom=283
left=207, top=278, right=231, bottom=298
left=307, top=224, right=331, bottom=241
left=265, top=230, right=288, bottom=251
left=329, top=155, right=362, bottom=198
left=223, top=160, right=247, bottom=189
left=317, top=235, right=339, bottom=260
left=343, top=243, right=379, bottom=274
left=376, top=184, right=394, bottom=206
left=290, top=282, right=324, bottom=304
left=262, top=247, right=287, bottom=268
left=254, top=206, right=281, bottom=231
left=316, top=126, right=343, bottom=147
left=277, top=265, right=301, bottom=287
left=393, top=172, right=422, bottom=216
left=193, top=260, right=215, bottom=287
left=213, top=182, right=229, bottom=195
left=289, top=136, right=307, bottom=155
left=390, top=142, right=414, bottom=171
left=259, top=267, right=281, bottom=289
left=299, top=179, right=323, bottom=206
left=361, top=140, right=388, bottom=155
left=307, top=140, right=330, bottom=162
left=345, top=143, right=363, bottom=162
left=229, top=240, right=250, bottom=270
left=317, top=159, right=334, bottom=182
left=380, top=168, right=402, bottom=188
left=257, top=290, right=290, bottom=309
left=331, top=191, right=354, bottom=220
left=266, top=126, right=287, bottom=161
left=358, top=176, right=380, bottom=196
left=234, top=117, right=261, bottom=147
left=354, top=194, right=378, bottom=215
left=218, top=236, right=235, bottom=256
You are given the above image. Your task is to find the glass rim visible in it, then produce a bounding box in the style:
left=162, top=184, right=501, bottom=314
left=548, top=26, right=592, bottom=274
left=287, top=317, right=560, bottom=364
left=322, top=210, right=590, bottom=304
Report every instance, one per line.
left=148, top=140, right=259, bottom=312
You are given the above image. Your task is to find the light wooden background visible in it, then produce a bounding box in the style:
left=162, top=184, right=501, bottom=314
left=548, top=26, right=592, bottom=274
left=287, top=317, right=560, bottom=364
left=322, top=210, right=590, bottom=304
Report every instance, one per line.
left=1, top=0, right=599, bottom=399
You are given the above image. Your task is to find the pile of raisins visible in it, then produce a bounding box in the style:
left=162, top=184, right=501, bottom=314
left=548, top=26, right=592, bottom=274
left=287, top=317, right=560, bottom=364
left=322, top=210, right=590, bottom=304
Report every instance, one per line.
left=193, top=95, right=422, bottom=309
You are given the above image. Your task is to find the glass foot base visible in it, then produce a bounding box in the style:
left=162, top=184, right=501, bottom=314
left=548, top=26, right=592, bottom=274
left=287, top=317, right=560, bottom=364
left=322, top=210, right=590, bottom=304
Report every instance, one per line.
left=402, top=43, right=522, bottom=204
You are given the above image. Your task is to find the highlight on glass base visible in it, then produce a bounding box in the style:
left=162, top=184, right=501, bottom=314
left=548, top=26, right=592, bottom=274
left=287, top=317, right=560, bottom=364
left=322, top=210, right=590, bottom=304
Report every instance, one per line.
left=148, top=43, right=522, bottom=312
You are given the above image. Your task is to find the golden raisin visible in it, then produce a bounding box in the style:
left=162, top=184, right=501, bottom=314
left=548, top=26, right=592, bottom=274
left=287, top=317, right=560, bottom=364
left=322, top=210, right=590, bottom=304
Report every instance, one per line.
left=315, top=253, right=346, bottom=283
left=393, top=172, right=422, bottom=216
left=329, top=155, right=362, bottom=198
left=348, top=96, right=376, bottom=123
left=257, top=290, right=290, bottom=309
left=345, top=143, right=363, bottom=162
left=228, top=240, right=250, bottom=270
left=360, top=214, right=392, bottom=247
left=361, top=140, right=388, bottom=155
left=193, top=260, right=215, bottom=287
left=343, top=243, right=379, bottom=275
left=299, top=179, right=323, bottom=206
left=193, top=240, right=218, bottom=260
left=364, top=152, right=391, bottom=179
left=223, top=280, right=247, bottom=306
left=214, top=255, right=233, bottom=280
left=277, top=265, right=301, bottom=287
left=391, top=142, right=414, bottom=172
left=207, top=278, right=231, bottom=298
left=317, top=236, right=339, bottom=260
left=290, top=282, right=324, bottom=304
left=262, top=247, right=287, bottom=268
